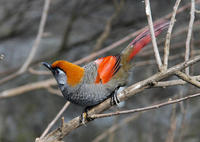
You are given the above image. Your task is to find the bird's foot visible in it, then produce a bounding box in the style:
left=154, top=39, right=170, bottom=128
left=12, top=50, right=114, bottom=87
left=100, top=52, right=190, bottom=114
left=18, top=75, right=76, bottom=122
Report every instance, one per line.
left=80, top=112, right=87, bottom=125
left=80, top=107, right=94, bottom=125
left=110, top=89, right=120, bottom=106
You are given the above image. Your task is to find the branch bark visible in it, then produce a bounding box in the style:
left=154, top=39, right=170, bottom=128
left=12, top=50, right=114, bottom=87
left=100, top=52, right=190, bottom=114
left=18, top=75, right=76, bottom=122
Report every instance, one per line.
left=185, top=0, right=195, bottom=75
left=90, top=93, right=199, bottom=119
left=175, top=71, right=200, bottom=88
left=0, top=79, right=56, bottom=99
left=163, top=0, right=182, bottom=70
left=145, top=0, right=163, bottom=71
left=39, top=102, right=70, bottom=139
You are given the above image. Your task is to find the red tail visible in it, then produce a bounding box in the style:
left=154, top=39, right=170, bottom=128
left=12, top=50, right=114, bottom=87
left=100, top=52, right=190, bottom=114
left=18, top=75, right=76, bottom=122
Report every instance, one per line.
left=127, top=21, right=169, bottom=61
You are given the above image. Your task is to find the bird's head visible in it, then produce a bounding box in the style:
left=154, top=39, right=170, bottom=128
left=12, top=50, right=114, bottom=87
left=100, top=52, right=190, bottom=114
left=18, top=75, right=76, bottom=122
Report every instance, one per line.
left=42, top=60, right=84, bottom=87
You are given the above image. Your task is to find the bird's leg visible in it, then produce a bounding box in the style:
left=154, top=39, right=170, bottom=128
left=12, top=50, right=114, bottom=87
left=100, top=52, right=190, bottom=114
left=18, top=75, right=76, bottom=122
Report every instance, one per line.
left=80, top=106, right=94, bottom=124
left=110, top=87, right=120, bottom=106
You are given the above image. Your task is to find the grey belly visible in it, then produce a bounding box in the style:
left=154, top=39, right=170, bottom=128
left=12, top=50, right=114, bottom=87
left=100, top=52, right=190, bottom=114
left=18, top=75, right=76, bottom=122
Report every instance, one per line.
left=63, top=84, right=112, bottom=106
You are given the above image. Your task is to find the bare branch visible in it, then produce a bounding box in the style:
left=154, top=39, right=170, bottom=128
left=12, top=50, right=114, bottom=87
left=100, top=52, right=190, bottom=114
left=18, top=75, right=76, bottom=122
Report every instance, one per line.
left=0, top=79, right=56, bottom=99
left=185, top=0, right=195, bottom=74
left=39, top=101, right=70, bottom=139
left=0, top=73, right=20, bottom=85
left=19, top=0, right=50, bottom=73
left=90, top=93, right=200, bottom=119
left=144, top=0, right=163, bottom=71
left=0, top=0, right=51, bottom=85
left=176, top=71, right=200, bottom=88
left=153, top=75, right=200, bottom=87
left=163, top=0, right=182, bottom=70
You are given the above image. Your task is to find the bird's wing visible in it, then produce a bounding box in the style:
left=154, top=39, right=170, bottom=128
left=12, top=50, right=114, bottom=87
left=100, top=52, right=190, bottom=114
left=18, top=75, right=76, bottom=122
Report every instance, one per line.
left=94, top=55, right=121, bottom=84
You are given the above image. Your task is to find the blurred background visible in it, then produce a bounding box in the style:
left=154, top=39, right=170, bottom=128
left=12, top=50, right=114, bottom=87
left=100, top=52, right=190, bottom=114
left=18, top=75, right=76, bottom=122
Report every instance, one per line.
left=0, top=0, right=200, bottom=142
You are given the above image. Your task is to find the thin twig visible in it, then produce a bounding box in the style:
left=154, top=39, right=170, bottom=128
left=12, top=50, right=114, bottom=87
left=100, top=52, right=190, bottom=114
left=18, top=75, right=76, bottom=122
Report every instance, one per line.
left=153, top=75, right=200, bottom=87
left=163, top=0, right=182, bottom=70
left=175, top=71, right=200, bottom=88
left=0, top=79, right=56, bottom=99
left=185, top=0, right=195, bottom=75
left=144, top=0, right=163, bottom=71
left=90, top=93, right=200, bottom=119
left=0, top=73, right=20, bottom=85
left=18, top=0, right=50, bottom=73
left=0, top=0, right=51, bottom=85
left=39, top=101, right=70, bottom=139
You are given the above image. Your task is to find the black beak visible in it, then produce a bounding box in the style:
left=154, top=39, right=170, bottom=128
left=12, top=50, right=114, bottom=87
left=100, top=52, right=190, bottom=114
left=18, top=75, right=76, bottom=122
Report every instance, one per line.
left=42, top=62, right=53, bottom=71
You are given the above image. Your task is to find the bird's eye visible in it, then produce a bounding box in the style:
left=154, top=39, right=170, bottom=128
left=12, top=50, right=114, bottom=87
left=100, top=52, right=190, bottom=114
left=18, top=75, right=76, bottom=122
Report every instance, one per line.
left=55, top=69, right=61, bottom=74
left=55, top=68, right=65, bottom=75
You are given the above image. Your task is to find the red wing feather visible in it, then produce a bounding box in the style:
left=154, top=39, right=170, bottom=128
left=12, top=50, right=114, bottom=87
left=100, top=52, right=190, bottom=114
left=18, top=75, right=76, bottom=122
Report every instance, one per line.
left=95, top=56, right=121, bottom=84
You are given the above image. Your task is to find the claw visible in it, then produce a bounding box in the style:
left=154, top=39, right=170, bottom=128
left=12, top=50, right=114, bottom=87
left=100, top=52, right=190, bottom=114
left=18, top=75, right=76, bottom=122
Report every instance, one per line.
left=114, top=93, right=120, bottom=106
left=80, top=107, right=94, bottom=125
left=80, top=112, right=87, bottom=126
left=110, top=88, right=120, bottom=106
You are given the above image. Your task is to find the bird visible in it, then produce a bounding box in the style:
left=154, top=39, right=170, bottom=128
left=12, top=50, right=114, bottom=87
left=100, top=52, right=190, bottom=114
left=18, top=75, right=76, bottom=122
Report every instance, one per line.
left=43, top=21, right=169, bottom=118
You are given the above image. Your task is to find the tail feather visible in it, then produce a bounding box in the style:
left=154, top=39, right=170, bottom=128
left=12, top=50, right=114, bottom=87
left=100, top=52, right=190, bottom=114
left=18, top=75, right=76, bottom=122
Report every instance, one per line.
left=122, top=20, right=169, bottom=62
